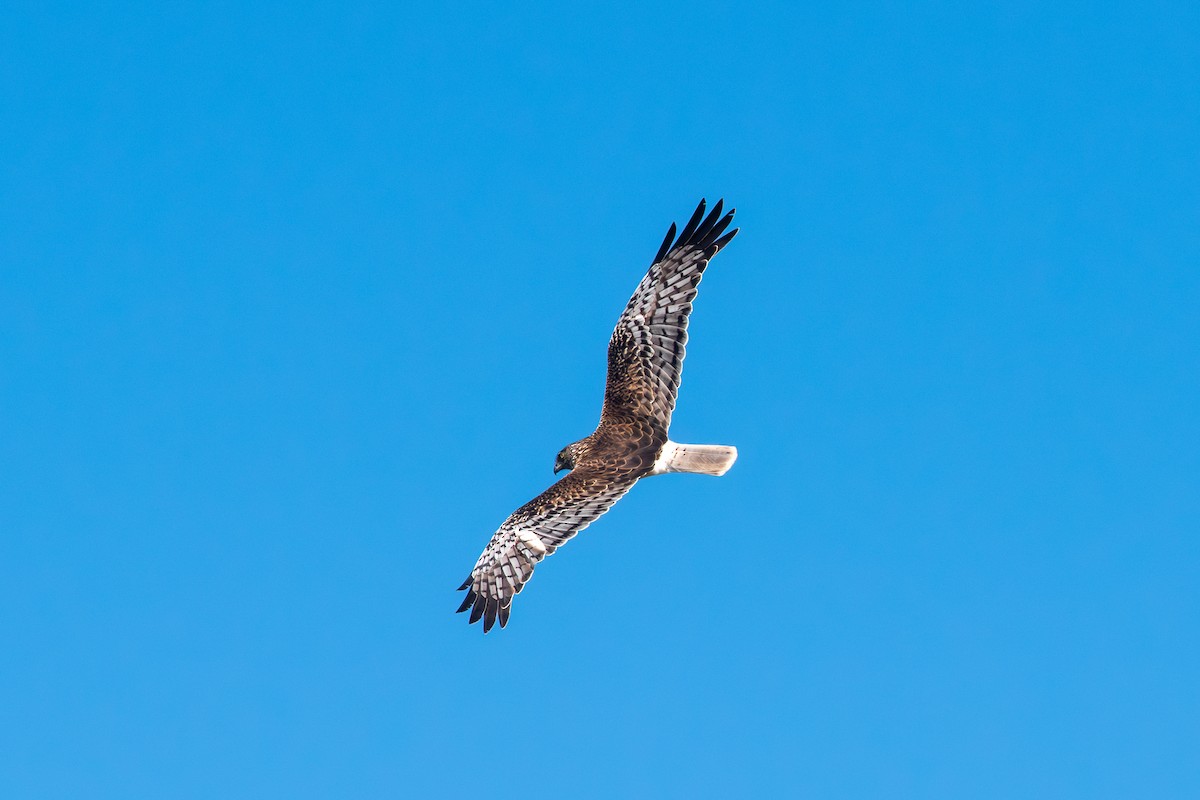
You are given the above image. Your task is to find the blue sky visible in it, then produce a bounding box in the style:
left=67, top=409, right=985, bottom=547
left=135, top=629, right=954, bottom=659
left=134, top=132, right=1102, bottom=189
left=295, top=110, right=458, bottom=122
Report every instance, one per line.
left=2, top=1, right=1198, bottom=797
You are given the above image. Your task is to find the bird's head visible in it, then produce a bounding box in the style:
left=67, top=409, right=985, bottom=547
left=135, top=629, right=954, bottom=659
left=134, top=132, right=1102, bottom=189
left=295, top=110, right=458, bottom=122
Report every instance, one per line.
left=554, top=441, right=585, bottom=475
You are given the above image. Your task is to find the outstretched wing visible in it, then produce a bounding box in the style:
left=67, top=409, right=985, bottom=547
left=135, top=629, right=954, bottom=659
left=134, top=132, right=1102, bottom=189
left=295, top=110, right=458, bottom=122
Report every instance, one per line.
left=456, top=468, right=636, bottom=632
left=601, top=199, right=737, bottom=430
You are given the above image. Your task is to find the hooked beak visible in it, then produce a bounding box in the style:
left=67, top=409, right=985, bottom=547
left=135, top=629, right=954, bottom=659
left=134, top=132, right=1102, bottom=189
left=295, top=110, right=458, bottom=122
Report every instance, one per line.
left=554, top=463, right=565, bottom=475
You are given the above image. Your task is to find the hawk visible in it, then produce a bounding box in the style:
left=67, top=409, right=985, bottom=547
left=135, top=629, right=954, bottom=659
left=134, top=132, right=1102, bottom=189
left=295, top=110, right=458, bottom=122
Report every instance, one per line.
left=457, top=199, right=739, bottom=632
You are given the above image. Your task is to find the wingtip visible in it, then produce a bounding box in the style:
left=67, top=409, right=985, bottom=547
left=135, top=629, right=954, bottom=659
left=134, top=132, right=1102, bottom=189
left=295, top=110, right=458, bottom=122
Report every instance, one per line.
left=654, top=198, right=738, bottom=262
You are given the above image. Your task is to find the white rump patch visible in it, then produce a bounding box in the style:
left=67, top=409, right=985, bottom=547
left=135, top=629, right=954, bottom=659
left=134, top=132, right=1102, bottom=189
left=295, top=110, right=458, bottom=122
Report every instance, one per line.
left=651, top=442, right=682, bottom=475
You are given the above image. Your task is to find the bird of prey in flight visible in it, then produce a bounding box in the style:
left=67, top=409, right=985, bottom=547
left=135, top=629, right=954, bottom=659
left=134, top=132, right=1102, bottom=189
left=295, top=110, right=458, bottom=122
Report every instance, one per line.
left=457, top=199, right=739, bottom=632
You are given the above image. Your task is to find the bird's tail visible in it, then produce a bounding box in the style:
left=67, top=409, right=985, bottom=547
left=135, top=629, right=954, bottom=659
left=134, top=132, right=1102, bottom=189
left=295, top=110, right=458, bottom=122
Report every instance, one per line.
left=653, top=442, right=738, bottom=477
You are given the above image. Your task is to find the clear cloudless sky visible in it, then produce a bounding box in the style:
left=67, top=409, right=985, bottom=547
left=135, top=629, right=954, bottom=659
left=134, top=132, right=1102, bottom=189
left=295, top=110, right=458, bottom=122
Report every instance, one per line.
left=2, top=1, right=1198, bottom=797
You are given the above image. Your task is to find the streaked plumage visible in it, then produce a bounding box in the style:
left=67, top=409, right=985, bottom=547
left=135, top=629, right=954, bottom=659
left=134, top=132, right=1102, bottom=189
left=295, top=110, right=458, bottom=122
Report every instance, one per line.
left=457, top=199, right=739, bottom=632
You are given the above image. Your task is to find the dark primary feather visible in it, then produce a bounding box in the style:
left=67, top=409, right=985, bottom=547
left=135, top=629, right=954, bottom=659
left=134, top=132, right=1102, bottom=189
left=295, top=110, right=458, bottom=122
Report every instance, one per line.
left=456, top=199, right=737, bottom=632
left=652, top=222, right=677, bottom=266
left=676, top=199, right=708, bottom=245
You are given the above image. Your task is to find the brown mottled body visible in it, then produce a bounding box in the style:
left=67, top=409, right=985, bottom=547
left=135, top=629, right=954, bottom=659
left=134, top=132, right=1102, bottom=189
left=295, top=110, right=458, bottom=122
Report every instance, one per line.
left=457, top=199, right=738, bottom=632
